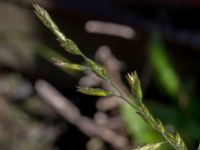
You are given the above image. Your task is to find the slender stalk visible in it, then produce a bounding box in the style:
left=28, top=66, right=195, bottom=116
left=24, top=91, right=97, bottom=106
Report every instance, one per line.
left=162, top=132, right=179, bottom=150
left=105, top=75, right=188, bottom=150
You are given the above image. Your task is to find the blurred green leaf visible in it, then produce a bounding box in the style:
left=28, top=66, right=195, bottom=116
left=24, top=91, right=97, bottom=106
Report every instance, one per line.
left=148, top=32, right=180, bottom=99
left=36, top=45, right=80, bottom=75
left=120, top=103, right=163, bottom=144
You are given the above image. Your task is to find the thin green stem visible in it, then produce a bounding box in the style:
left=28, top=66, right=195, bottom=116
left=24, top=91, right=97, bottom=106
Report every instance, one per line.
left=106, top=76, right=187, bottom=150
left=162, top=132, right=179, bottom=150
left=106, top=78, right=137, bottom=109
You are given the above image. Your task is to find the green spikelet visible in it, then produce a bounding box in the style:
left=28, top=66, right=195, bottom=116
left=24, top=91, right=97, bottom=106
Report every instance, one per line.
left=77, top=87, right=113, bottom=97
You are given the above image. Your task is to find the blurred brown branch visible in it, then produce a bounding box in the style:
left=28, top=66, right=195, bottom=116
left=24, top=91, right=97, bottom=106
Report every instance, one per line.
left=35, top=80, right=129, bottom=150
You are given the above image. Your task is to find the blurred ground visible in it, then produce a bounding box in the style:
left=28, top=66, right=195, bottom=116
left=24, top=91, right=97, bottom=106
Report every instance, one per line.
left=0, top=0, right=200, bottom=150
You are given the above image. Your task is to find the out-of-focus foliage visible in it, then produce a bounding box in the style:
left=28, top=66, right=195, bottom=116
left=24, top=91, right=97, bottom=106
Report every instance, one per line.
left=149, top=32, right=180, bottom=99
left=120, top=103, right=162, bottom=144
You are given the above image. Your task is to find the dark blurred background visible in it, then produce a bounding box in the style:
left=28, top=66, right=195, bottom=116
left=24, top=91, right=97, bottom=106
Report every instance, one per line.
left=0, top=0, right=200, bottom=150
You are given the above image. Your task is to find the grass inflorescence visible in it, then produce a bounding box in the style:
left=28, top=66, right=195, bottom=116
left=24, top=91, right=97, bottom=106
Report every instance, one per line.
left=33, top=4, right=188, bottom=150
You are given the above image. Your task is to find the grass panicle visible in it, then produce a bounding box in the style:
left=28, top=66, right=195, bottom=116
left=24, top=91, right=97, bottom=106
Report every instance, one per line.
left=34, top=4, right=188, bottom=150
